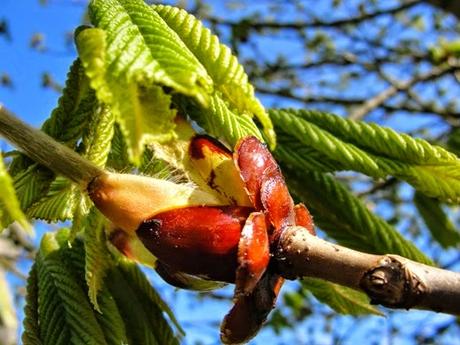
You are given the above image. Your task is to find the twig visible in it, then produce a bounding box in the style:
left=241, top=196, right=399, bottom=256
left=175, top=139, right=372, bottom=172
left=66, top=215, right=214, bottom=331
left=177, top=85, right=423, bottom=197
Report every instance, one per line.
left=276, top=226, right=460, bottom=315
left=0, top=104, right=103, bottom=187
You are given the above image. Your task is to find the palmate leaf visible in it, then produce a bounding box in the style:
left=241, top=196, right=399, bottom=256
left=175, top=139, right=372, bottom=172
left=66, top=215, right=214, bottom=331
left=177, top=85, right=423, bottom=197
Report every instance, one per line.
left=153, top=4, right=275, bottom=147
left=302, top=278, right=383, bottom=316
left=271, top=109, right=460, bottom=202
left=24, top=231, right=181, bottom=345
left=62, top=239, right=130, bottom=345
left=77, top=0, right=210, bottom=162
left=284, top=168, right=432, bottom=265
left=77, top=0, right=272, bottom=162
left=0, top=152, right=31, bottom=232
left=414, top=191, right=460, bottom=248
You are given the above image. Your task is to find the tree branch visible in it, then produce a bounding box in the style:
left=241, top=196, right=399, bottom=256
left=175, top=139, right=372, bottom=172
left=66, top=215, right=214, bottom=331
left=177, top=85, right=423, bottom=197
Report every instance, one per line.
left=276, top=226, right=460, bottom=315
left=0, top=104, right=103, bottom=187
left=348, top=63, right=458, bottom=120
left=206, top=0, right=422, bottom=31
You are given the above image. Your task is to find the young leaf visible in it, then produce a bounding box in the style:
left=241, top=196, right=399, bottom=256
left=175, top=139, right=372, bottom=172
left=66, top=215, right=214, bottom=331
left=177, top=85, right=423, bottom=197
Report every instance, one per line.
left=182, top=92, right=264, bottom=148
left=284, top=168, right=432, bottom=265
left=76, top=27, right=177, bottom=162
left=26, top=178, right=80, bottom=222
left=106, top=265, right=181, bottom=345
left=22, top=264, right=41, bottom=345
left=88, top=0, right=213, bottom=102
left=153, top=4, right=275, bottom=147
left=0, top=152, right=31, bottom=233
left=302, top=278, right=383, bottom=316
left=414, top=191, right=460, bottom=248
left=271, top=109, right=460, bottom=202
left=84, top=208, right=113, bottom=311
left=9, top=59, right=97, bottom=214
left=94, top=289, right=129, bottom=345
left=36, top=244, right=107, bottom=345
left=118, top=262, right=184, bottom=338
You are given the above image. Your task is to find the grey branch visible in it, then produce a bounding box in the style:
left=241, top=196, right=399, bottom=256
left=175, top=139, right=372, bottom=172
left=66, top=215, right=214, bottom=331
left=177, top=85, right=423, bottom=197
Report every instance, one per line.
left=0, top=104, right=103, bottom=187
left=348, top=63, right=458, bottom=120
left=276, top=226, right=460, bottom=316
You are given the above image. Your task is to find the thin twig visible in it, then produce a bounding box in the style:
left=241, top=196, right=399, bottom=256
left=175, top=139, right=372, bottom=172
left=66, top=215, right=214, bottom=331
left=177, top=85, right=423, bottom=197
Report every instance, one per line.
left=348, top=63, right=457, bottom=120
left=205, top=1, right=422, bottom=31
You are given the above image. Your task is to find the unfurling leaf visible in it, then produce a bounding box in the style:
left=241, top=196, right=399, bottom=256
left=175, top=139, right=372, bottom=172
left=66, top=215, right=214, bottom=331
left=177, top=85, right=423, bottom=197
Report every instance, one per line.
left=0, top=152, right=31, bottom=233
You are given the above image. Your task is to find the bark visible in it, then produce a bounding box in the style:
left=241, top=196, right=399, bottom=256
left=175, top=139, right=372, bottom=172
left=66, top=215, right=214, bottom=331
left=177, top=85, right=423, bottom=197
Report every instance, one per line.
left=0, top=105, right=103, bottom=187
left=276, top=226, right=460, bottom=315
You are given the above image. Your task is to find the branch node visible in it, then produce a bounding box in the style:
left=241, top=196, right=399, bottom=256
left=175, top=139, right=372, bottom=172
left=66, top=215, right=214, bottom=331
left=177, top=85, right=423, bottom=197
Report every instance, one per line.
left=360, top=255, right=427, bottom=309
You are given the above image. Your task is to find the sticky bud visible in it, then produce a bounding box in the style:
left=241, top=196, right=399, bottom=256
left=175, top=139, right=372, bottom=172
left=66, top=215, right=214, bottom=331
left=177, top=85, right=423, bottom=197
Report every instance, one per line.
left=88, top=172, right=225, bottom=233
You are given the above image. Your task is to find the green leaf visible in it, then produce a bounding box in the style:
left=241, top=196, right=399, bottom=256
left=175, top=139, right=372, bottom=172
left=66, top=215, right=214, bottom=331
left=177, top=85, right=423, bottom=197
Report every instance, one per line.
left=22, top=264, right=42, bottom=345
left=106, top=124, right=132, bottom=171
left=118, top=262, right=184, bottom=338
left=271, top=109, right=460, bottom=202
left=83, top=208, right=114, bottom=311
left=76, top=27, right=177, bottom=162
left=414, top=191, right=460, bottom=248
left=106, top=264, right=182, bottom=345
left=11, top=164, right=54, bottom=215
left=26, top=178, right=80, bottom=222
left=36, top=247, right=107, bottom=345
left=275, top=132, right=342, bottom=172
left=9, top=59, right=99, bottom=217
left=284, top=169, right=432, bottom=265
left=0, top=152, right=31, bottom=233
left=88, top=0, right=212, bottom=102
left=303, top=278, right=383, bottom=316
left=0, top=269, right=18, bottom=345
left=183, top=92, right=264, bottom=148
left=81, top=104, right=114, bottom=168
left=153, top=4, right=275, bottom=147
left=53, top=237, right=128, bottom=345
left=94, top=289, right=129, bottom=345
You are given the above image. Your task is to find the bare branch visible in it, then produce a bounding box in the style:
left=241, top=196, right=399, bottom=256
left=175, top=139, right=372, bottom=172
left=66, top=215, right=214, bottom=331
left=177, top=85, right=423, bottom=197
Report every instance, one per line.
left=276, top=227, right=460, bottom=315
left=205, top=0, right=422, bottom=31
left=348, top=63, right=458, bottom=120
